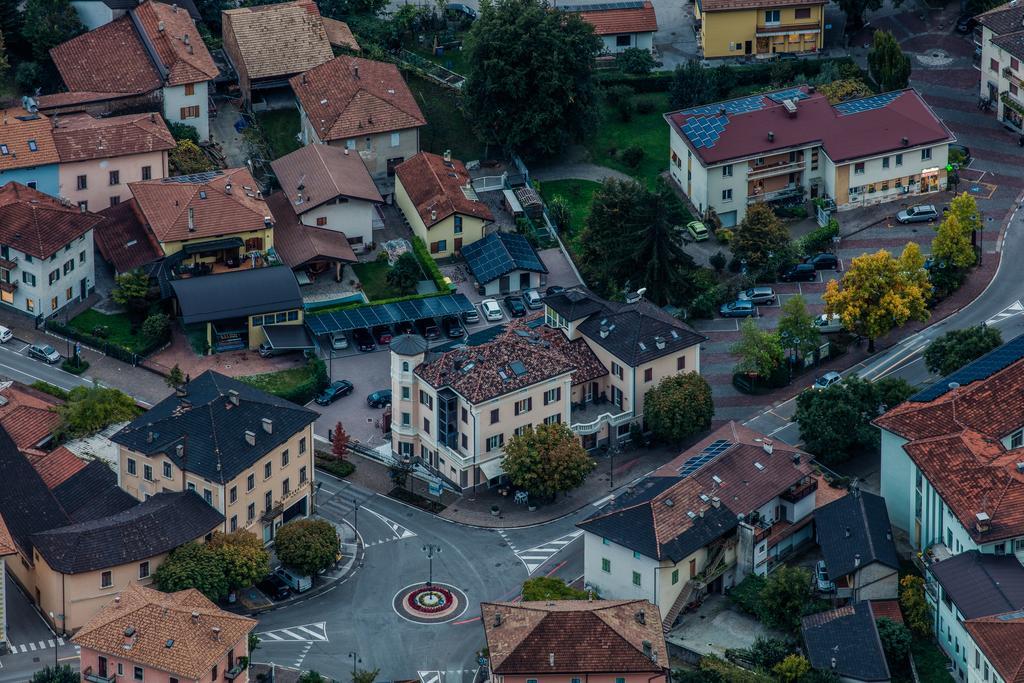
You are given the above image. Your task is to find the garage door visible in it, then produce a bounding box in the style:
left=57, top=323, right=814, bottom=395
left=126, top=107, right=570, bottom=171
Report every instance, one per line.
left=719, top=211, right=738, bottom=228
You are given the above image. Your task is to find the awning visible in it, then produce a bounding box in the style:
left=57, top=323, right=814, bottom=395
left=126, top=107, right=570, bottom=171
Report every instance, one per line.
left=305, top=293, right=476, bottom=335
left=479, top=458, right=505, bottom=481
left=182, top=237, right=244, bottom=255
left=262, top=324, right=314, bottom=350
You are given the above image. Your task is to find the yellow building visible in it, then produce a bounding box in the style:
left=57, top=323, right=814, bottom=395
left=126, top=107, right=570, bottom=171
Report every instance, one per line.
left=696, top=0, right=825, bottom=58
left=394, top=152, right=494, bottom=259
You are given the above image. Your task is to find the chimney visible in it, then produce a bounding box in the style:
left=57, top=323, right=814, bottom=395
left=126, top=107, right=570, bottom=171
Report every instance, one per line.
left=187, top=207, right=195, bottom=232
left=444, top=149, right=452, bottom=162
left=844, top=526, right=851, bottom=538
left=191, top=611, right=199, bottom=624
left=262, top=417, right=273, bottom=434
left=157, top=19, right=165, bottom=31
left=114, top=595, right=122, bottom=606
left=80, top=203, right=87, bottom=213
left=244, top=430, right=256, bottom=446
left=176, top=443, right=184, bottom=459
left=228, top=389, right=239, bottom=406
left=146, top=431, right=154, bottom=443
left=264, top=216, right=272, bottom=227
left=149, top=113, right=155, bottom=123
left=183, top=32, right=190, bottom=45
left=711, top=496, right=720, bottom=508
left=901, top=136, right=909, bottom=146
left=654, top=335, right=666, bottom=350
left=976, top=511, right=991, bottom=533
left=225, top=182, right=232, bottom=194
left=854, top=553, right=861, bottom=568
left=172, top=2, right=177, bottom=11
left=763, top=439, right=773, bottom=454
left=353, top=64, right=360, bottom=79
left=635, top=610, right=646, bottom=625
left=767, top=131, right=775, bottom=142
left=430, top=209, right=437, bottom=222
left=548, top=653, right=554, bottom=667
left=212, top=627, right=221, bottom=641
left=599, top=325, right=610, bottom=339
left=831, top=658, right=837, bottom=669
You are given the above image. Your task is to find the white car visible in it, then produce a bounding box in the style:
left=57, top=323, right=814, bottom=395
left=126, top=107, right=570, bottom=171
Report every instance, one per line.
left=481, top=299, right=503, bottom=322
left=812, top=371, right=842, bottom=391
left=330, top=332, right=349, bottom=350
left=813, top=314, right=843, bottom=334
left=0, top=326, right=11, bottom=343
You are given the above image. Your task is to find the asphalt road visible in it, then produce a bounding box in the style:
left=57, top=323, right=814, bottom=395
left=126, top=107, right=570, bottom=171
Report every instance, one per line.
left=0, top=338, right=95, bottom=393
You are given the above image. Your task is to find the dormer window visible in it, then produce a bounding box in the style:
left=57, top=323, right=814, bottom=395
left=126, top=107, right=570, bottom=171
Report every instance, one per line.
left=0, top=145, right=8, bottom=155
left=1011, top=428, right=1024, bottom=449
left=27, top=140, right=37, bottom=152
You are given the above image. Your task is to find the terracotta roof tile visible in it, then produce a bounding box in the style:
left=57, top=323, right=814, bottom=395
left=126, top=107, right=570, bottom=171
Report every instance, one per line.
left=290, top=56, right=426, bottom=142
left=53, top=112, right=174, bottom=163
left=0, top=183, right=105, bottom=259
left=395, top=152, right=493, bottom=227
left=95, top=199, right=165, bottom=273
left=33, top=447, right=87, bottom=489
left=965, top=613, right=1024, bottom=683
left=977, top=1, right=1024, bottom=35
left=266, top=192, right=358, bottom=269
left=50, top=16, right=162, bottom=96
left=0, top=108, right=59, bottom=172
left=37, top=91, right=139, bottom=109
left=270, top=143, right=382, bottom=212
left=73, top=583, right=255, bottom=680
left=134, top=0, right=219, bottom=85
left=576, top=2, right=658, bottom=34
left=322, top=17, right=360, bottom=51
left=869, top=600, right=904, bottom=624
left=481, top=600, right=667, bottom=675
left=223, top=0, right=334, bottom=80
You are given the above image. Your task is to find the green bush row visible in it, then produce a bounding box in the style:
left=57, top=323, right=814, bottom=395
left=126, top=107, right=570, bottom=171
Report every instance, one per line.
left=411, top=235, right=451, bottom=292
left=796, top=218, right=839, bottom=257
left=31, top=382, right=70, bottom=400
left=315, top=455, right=356, bottom=479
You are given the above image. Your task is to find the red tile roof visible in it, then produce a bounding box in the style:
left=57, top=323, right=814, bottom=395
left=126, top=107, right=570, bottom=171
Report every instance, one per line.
left=34, top=447, right=87, bottom=490
left=395, top=152, right=494, bottom=228
left=50, top=16, right=162, bottom=96
left=52, top=112, right=174, bottom=163
left=134, top=0, right=219, bottom=85
left=965, top=613, right=1024, bottom=683
left=290, top=56, right=426, bottom=142
left=0, top=108, right=59, bottom=172
left=95, top=199, right=165, bottom=273
left=666, top=88, right=953, bottom=166
left=0, top=184, right=105, bottom=259
left=0, top=381, right=64, bottom=452
left=128, top=168, right=272, bottom=243
left=481, top=600, right=667, bottom=675
left=577, top=1, right=658, bottom=35
left=869, top=600, right=904, bottom=624
left=322, top=17, right=360, bottom=51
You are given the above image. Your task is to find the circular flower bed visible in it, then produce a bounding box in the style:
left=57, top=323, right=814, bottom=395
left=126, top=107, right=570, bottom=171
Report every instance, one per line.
left=407, top=586, right=455, bottom=614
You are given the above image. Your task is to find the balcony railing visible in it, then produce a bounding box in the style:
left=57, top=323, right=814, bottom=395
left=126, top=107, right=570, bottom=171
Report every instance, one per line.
left=748, top=158, right=804, bottom=179
left=570, top=403, right=633, bottom=435
left=0, top=281, right=17, bottom=294
left=748, top=184, right=804, bottom=204
left=83, top=669, right=116, bottom=683
left=224, top=664, right=245, bottom=680
left=0, top=257, right=17, bottom=270
left=780, top=478, right=817, bottom=503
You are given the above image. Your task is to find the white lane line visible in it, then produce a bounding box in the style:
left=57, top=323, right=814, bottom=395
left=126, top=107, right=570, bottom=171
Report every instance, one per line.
left=278, top=629, right=302, bottom=640
left=592, top=494, right=614, bottom=507
left=260, top=632, right=284, bottom=641
left=48, top=640, right=55, bottom=647
left=28, top=643, right=36, bottom=651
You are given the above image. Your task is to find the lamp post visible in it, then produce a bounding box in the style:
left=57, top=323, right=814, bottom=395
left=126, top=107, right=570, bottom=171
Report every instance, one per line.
left=421, top=543, right=442, bottom=587
left=348, top=652, right=361, bottom=680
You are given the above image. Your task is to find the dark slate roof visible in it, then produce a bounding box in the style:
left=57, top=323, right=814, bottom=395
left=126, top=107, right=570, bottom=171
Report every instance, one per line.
left=977, top=1, right=1024, bottom=35
left=544, top=288, right=611, bottom=322
left=31, top=491, right=223, bottom=574
left=112, top=371, right=318, bottom=483
left=391, top=334, right=429, bottom=355
left=53, top=460, right=137, bottom=522
left=0, top=428, right=71, bottom=556
left=910, top=331, right=1024, bottom=402
left=802, top=603, right=890, bottom=682
left=814, top=491, right=899, bottom=579
left=170, top=266, right=303, bottom=325
left=929, top=551, right=1024, bottom=619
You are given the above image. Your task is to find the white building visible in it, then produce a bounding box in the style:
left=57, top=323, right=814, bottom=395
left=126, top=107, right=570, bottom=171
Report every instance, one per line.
left=977, top=1, right=1024, bottom=132
left=571, top=1, right=658, bottom=55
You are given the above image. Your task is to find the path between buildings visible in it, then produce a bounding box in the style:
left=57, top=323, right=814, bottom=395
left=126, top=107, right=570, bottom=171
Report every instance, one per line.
left=531, top=163, right=632, bottom=184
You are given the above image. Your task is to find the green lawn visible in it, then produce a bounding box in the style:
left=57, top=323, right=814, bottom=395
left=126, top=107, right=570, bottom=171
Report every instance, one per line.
left=255, top=109, right=302, bottom=159
left=587, top=92, right=671, bottom=188
left=69, top=310, right=148, bottom=353
left=406, top=75, right=488, bottom=161
left=538, top=179, right=601, bottom=258
left=418, top=46, right=470, bottom=77
left=352, top=261, right=406, bottom=301
left=909, top=639, right=956, bottom=683
left=240, top=358, right=327, bottom=405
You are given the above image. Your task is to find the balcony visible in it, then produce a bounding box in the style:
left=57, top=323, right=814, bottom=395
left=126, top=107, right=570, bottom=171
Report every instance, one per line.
left=0, top=281, right=16, bottom=294
left=260, top=501, right=284, bottom=522
left=0, top=256, right=17, bottom=270
left=570, top=401, right=633, bottom=435
left=747, top=157, right=804, bottom=179
left=224, top=664, right=245, bottom=680
left=747, top=184, right=804, bottom=204
left=1003, top=66, right=1023, bottom=88
left=83, top=669, right=116, bottom=683
left=780, top=477, right=817, bottom=503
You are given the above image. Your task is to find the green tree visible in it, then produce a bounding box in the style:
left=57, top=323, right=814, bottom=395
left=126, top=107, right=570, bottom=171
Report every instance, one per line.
left=167, top=121, right=200, bottom=144
left=208, top=531, right=269, bottom=591
left=21, top=0, right=84, bottom=61
left=669, top=59, right=719, bottom=109
left=386, top=252, right=421, bottom=294
left=0, top=31, right=9, bottom=80
left=838, top=0, right=901, bottom=32
left=14, top=61, right=40, bottom=93
left=731, top=319, right=784, bottom=378
left=899, top=575, right=932, bottom=637
left=802, top=670, right=841, bottom=683
left=773, top=654, right=811, bottom=683
left=876, top=617, right=912, bottom=668
left=867, top=30, right=911, bottom=92
left=824, top=244, right=930, bottom=352
left=875, top=376, right=915, bottom=412
left=56, top=386, right=140, bottom=438
left=932, top=192, right=982, bottom=269
left=141, top=312, right=170, bottom=343
left=463, top=0, right=602, bottom=158
left=730, top=204, right=792, bottom=276
left=170, top=140, right=214, bottom=175
left=757, top=565, right=813, bottom=633
left=165, top=364, right=185, bottom=389
left=745, top=636, right=792, bottom=671
left=618, top=47, right=655, bottom=74
left=924, top=325, right=1002, bottom=377
left=546, top=195, right=572, bottom=232
left=777, top=294, right=820, bottom=361
left=501, top=423, right=595, bottom=501
left=153, top=542, right=230, bottom=601
left=353, top=669, right=380, bottom=683
left=30, top=665, right=77, bottom=683
left=643, top=372, right=714, bottom=443
left=112, top=270, right=150, bottom=306
left=274, top=519, right=340, bottom=577
left=521, top=576, right=589, bottom=601
left=794, top=375, right=894, bottom=464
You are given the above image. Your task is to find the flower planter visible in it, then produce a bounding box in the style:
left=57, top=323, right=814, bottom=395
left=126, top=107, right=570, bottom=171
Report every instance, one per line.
left=491, top=505, right=500, bottom=516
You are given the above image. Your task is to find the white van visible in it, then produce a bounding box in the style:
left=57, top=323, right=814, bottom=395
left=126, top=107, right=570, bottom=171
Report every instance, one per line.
left=275, top=566, right=312, bottom=593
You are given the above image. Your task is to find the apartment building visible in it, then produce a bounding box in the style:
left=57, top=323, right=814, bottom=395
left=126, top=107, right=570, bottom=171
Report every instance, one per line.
left=977, top=1, right=1024, bottom=131
left=695, top=0, right=825, bottom=58
left=112, top=371, right=318, bottom=544
left=665, top=86, right=953, bottom=227
left=389, top=289, right=704, bottom=490
left=0, top=105, right=60, bottom=196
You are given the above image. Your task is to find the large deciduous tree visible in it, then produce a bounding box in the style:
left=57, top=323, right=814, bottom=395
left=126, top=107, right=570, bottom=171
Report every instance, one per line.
left=208, top=531, right=270, bottom=592
left=777, top=294, right=820, bottom=361
left=867, top=30, right=911, bottom=92
left=386, top=252, right=421, bottom=294
left=669, top=59, right=721, bottom=109
left=924, top=325, right=1002, bottom=377
left=932, top=192, right=982, bottom=269
left=21, top=0, right=83, bottom=61
left=274, top=519, right=340, bottom=578
left=31, top=665, right=77, bottom=683
left=757, top=565, right=814, bottom=633
left=643, top=372, right=714, bottom=443
left=730, top=204, right=792, bottom=277
left=731, top=319, right=784, bottom=379
left=501, top=423, right=595, bottom=501
left=876, top=618, right=912, bottom=668
left=153, top=542, right=230, bottom=601
left=463, top=0, right=602, bottom=158
left=823, top=244, right=930, bottom=352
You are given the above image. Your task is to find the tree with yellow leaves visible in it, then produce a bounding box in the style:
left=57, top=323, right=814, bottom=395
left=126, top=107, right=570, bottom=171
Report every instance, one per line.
left=932, top=192, right=981, bottom=269
left=823, top=243, right=930, bottom=352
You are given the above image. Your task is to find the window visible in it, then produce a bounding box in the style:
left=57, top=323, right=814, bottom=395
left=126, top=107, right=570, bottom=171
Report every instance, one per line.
left=1014, top=57, right=1021, bottom=71
left=316, top=217, right=328, bottom=226
left=264, top=461, right=272, bottom=479
left=27, top=139, right=37, bottom=152
left=76, top=175, right=87, bottom=190
left=134, top=666, right=144, bottom=681
left=144, top=464, right=153, bottom=481
left=1012, top=429, right=1024, bottom=448
left=401, top=386, right=410, bottom=400
left=615, top=34, right=631, bottom=47
left=201, top=489, right=211, bottom=505
left=515, top=398, right=532, bottom=415
left=264, top=491, right=272, bottom=511
left=109, top=170, right=120, bottom=186
left=795, top=6, right=811, bottom=18
left=602, top=537, right=610, bottom=545
left=184, top=83, right=195, bottom=96
left=1014, top=83, right=1020, bottom=96
left=346, top=139, right=356, bottom=150
left=48, top=269, right=59, bottom=285
left=486, top=434, right=504, bottom=451
left=991, top=58, right=1000, bottom=72
left=63, top=259, right=74, bottom=275
left=390, top=132, right=400, bottom=147
left=139, top=561, right=150, bottom=579
left=423, top=417, right=431, bottom=433
left=0, top=145, right=7, bottom=155
left=514, top=425, right=532, bottom=437
left=283, top=478, right=290, bottom=496
left=127, top=458, right=137, bottom=475
left=882, top=156, right=890, bottom=169
left=118, top=664, right=123, bottom=676
left=632, top=571, right=642, bottom=586
left=454, top=215, right=463, bottom=234
left=896, top=153, right=903, bottom=166
left=487, top=408, right=499, bottom=424
left=722, top=188, right=733, bottom=202
left=180, top=105, right=200, bottom=119
left=247, top=503, right=255, bottom=522
left=300, top=466, right=307, bottom=484
left=247, top=473, right=255, bottom=491
left=420, top=390, right=433, bottom=409
left=644, top=368, right=653, bottom=382
left=212, top=665, right=218, bottom=681
left=51, top=296, right=58, bottom=311
left=461, top=433, right=469, bottom=449
left=229, top=486, right=237, bottom=504
left=80, top=250, right=86, bottom=264
left=401, top=412, right=411, bottom=426
left=672, top=568, right=679, bottom=584
left=722, top=165, right=733, bottom=177
left=299, top=437, right=306, bottom=454
left=142, top=165, right=152, bottom=181
left=854, top=162, right=865, bottom=175
left=22, top=272, right=35, bottom=287
left=995, top=542, right=1006, bottom=555
left=543, top=387, right=561, bottom=405
left=922, top=148, right=932, bottom=161
left=601, top=558, right=611, bottom=572
left=764, top=9, right=780, bottom=22
left=611, top=362, right=624, bottom=380
left=25, top=299, right=33, bottom=313
left=282, top=450, right=290, bottom=467
left=101, top=571, right=113, bottom=588
left=163, top=462, right=172, bottom=478
left=677, top=356, right=686, bottom=370
left=430, top=239, right=448, bottom=253
left=544, top=414, right=561, bottom=425
left=461, top=407, right=468, bottom=423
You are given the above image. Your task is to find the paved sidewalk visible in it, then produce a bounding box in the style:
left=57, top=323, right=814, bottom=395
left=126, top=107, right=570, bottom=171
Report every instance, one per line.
left=532, top=162, right=632, bottom=184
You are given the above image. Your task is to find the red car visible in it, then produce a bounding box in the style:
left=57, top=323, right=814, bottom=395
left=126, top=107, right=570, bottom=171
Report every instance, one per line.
left=373, top=325, right=393, bottom=345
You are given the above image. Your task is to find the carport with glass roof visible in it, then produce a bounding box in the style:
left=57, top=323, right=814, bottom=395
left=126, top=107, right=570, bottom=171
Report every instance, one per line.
left=305, top=293, right=477, bottom=335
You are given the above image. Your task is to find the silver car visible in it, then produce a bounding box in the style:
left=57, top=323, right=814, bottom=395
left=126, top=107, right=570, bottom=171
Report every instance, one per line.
left=812, top=371, right=842, bottom=390
left=896, top=204, right=939, bottom=224
left=738, top=287, right=777, bottom=306
left=523, top=288, right=543, bottom=310
left=813, top=313, right=843, bottom=334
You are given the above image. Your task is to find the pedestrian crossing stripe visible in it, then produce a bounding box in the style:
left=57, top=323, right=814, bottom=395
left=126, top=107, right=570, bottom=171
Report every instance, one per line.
left=13, top=638, right=65, bottom=654
left=256, top=622, right=328, bottom=642
left=986, top=300, right=1024, bottom=326
left=419, top=671, right=441, bottom=683
left=363, top=507, right=417, bottom=540
left=418, top=669, right=477, bottom=683
left=516, top=529, right=584, bottom=574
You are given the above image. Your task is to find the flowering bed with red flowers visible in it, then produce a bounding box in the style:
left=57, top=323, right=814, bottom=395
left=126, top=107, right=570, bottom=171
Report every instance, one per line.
left=407, top=586, right=455, bottom=613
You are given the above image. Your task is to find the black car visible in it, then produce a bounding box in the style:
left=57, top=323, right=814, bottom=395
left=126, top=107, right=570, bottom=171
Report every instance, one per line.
left=442, top=315, right=464, bottom=338
left=352, top=328, right=376, bottom=352
left=504, top=295, right=527, bottom=317
left=780, top=263, right=817, bottom=282
left=545, top=285, right=565, bottom=297
left=416, top=318, right=441, bottom=340
left=956, top=14, right=977, bottom=33
left=315, top=380, right=354, bottom=406
left=807, top=253, right=838, bottom=270
left=257, top=573, right=292, bottom=601
left=461, top=309, right=480, bottom=324
left=367, top=389, right=392, bottom=408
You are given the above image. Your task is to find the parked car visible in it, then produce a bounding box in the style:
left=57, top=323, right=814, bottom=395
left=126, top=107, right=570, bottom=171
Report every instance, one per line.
left=806, top=253, right=838, bottom=270
left=258, top=343, right=294, bottom=358
left=523, top=288, right=543, bottom=310
left=28, top=344, right=60, bottom=364
left=719, top=300, right=757, bottom=318
left=955, top=14, right=977, bottom=33
left=686, top=220, right=710, bottom=241
left=415, top=318, right=441, bottom=340
left=257, top=573, right=292, bottom=601
left=811, top=371, right=842, bottom=391
left=373, top=325, right=393, bottom=345
left=949, top=143, right=972, bottom=166
left=461, top=308, right=480, bottom=324
left=738, top=286, right=777, bottom=305
left=352, top=328, right=376, bottom=352
left=780, top=263, right=817, bottom=282
left=0, top=326, right=12, bottom=344
left=504, top=295, right=527, bottom=317
left=545, top=285, right=565, bottom=297
left=315, top=380, right=354, bottom=406
left=274, top=566, right=312, bottom=593
left=481, top=299, right=503, bottom=322
left=367, top=389, right=392, bottom=408
left=447, top=2, right=477, bottom=18
left=395, top=321, right=416, bottom=336
left=896, top=204, right=939, bottom=224
left=813, top=313, right=843, bottom=334
left=815, top=560, right=835, bottom=592
left=329, top=332, right=349, bottom=350
left=442, top=315, right=464, bottom=338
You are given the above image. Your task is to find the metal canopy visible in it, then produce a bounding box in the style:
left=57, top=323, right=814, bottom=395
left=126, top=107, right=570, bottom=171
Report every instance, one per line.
left=306, top=293, right=476, bottom=335
left=262, top=324, right=314, bottom=350
left=182, top=237, right=244, bottom=255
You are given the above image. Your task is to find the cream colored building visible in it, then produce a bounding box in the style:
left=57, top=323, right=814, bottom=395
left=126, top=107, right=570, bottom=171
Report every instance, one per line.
left=389, top=288, right=705, bottom=490
left=695, top=0, right=824, bottom=58
left=977, top=2, right=1024, bottom=132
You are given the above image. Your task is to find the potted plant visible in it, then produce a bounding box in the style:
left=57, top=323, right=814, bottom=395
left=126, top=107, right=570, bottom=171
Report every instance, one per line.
left=490, top=504, right=500, bottom=516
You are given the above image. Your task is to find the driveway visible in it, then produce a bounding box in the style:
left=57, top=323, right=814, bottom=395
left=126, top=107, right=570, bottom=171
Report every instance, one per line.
left=665, top=594, right=787, bottom=659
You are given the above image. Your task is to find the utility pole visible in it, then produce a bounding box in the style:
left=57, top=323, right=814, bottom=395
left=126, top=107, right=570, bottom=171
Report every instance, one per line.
left=422, top=544, right=442, bottom=587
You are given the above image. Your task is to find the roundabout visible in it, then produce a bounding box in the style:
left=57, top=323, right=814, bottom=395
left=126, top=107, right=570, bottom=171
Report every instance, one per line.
left=392, top=582, right=469, bottom=624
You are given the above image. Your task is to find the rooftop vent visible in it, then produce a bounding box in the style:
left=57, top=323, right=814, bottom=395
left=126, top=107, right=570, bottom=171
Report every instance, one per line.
left=494, top=612, right=502, bottom=627
left=763, top=439, right=773, bottom=454
left=146, top=431, right=154, bottom=443
left=228, top=389, right=239, bottom=406
left=599, top=325, right=610, bottom=339
left=262, top=417, right=273, bottom=434
left=157, top=20, right=165, bottom=31
left=1017, top=462, right=1024, bottom=473
left=176, top=443, right=184, bottom=459
left=901, top=136, right=909, bottom=147
left=165, top=639, right=174, bottom=648
left=767, top=131, right=775, bottom=142
left=548, top=653, right=554, bottom=667
left=664, top=498, right=674, bottom=507
left=711, top=496, right=721, bottom=508
left=431, top=209, right=437, bottom=222
left=212, top=627, right=221, bottom=640
left=783, top=99, right=798, bottom=116
left=654, top=335, right=666, bottom=350
left=183, top=32, right=190, bottom=45
left=444, top=149, right=452, bottom=162
left=225, top=182, right=232, bottom=194
left=353, top=64, right=360, bottom=79
left=976, top=511, right=991, bottom=533
left=191, top=611, right=199, bottom=624
left=854, top=553, right=861, bottom=568
left=635, top=610, right=646, bottom=625
left=244, top=430, right=256, bottom=446
left=124, top=627, right=135, bottom=637
left=844, top=526, right=851, bottom=538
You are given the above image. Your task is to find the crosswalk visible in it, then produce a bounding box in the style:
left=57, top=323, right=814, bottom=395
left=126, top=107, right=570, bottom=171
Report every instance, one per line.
left=316, top=489, right=375, bottom=522
left=11, top=637, right=67, bottom=653
left=419, top=669, right=478, bottom=683
left=256, top=622, right=329, bottom=643
left=501, top=529, right=583, bottom=574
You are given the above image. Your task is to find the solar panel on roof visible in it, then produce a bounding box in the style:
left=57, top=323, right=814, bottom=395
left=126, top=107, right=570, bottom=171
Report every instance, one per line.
left=767, top=88, right=810, bottom=103
left=557, top=0, right=645, bottom=10
left=834, top=91, right=901, bottom=115
left=305, top=294, right=476, bottom=336
left=997, top=610, right=1024, bottom=621
left=911, top=332, right=1024, bottom=402
left=462, top=233, right=543, bottom=284
left=678, top=439, right=732, bottom=476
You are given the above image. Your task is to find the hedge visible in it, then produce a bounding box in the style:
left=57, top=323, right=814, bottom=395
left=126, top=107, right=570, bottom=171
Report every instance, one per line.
left=45, top=318, right=169, bottom=362
left=316, top=455, right=355, bottom=478
left=410, top=235, right=450, bottom=292
left=796, top=218, right=839, bottom=257
left=31, top=382, right=70, bottom=400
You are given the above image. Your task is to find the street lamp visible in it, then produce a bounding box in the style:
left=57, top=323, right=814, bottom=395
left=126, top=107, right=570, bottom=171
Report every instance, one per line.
left=347, top=652, right=361, bottom=679
left=422, top=544, right=442, bottom=587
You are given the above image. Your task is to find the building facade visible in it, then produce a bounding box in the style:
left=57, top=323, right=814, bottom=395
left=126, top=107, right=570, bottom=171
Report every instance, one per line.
left=572, top=1, right=658, bottom=55
left=977, top=2, right=1024, bottom=132
left=0, top=106, right=60, bottom=197
left=696, top=0, right=825, bottom=58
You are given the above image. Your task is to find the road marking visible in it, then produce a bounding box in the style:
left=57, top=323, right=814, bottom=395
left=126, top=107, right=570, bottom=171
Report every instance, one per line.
left=48, top=640, right=55, bottom=647
left=515, top=529, right=584, bottom=574
left=986, top=299, right=1024, bottom=326
left=362, top=506, right=417, bottom=540
left=419, top=671, right=442, bottom=683
left=256, top=622, right=328, bottom=642
left=28, top=643, right=35, bottom=651
left=592, top=494, right=614, bottom=507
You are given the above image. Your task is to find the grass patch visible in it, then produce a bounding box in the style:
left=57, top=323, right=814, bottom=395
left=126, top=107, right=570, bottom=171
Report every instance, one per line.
left=908, top=639, right=955, bottom=683
left=255, top=109, right=301, bottom=159
left=352, top=261, right=407, bottom=301
left=587, top=92, right=671, bottom=188
left=69, top=310, right=149, bottom=353
left=240, top=357, right=328, bottom=405
left=406, top=74, right=487, bottom=161
left=416, top=46, right=470, bottom=77
left=538, top=179, right=600, bottom=257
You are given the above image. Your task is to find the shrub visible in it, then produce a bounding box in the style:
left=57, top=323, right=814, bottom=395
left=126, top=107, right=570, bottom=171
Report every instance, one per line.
left=689, top=286, right=721, bottom=319
left=167, top=121, right=200, bottom=144
left=636, top=97, right=657, bottom=114
left=717, top=228, right=733, bottom=244
left=31, top=382, right=70, bottom=400
left=710, top=251, right=727, bottom=272
left=61, top=358, right=89, bottom=374
left=141, top=313, right=171, bottom=344
left=797, top=218, right=839, bottom=257
left=410, top=236, right=448, bottom=291
left=621, top=145, right=645, bottom=168
left=316, top=455, right=355, bottom=478
left=729, top=574, right=765, bottom=615
left=618, top=47, right=655, bottom=75
left=604, top=84, right=634, bottom=106
left=615, top=97, right=635, bottom=122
